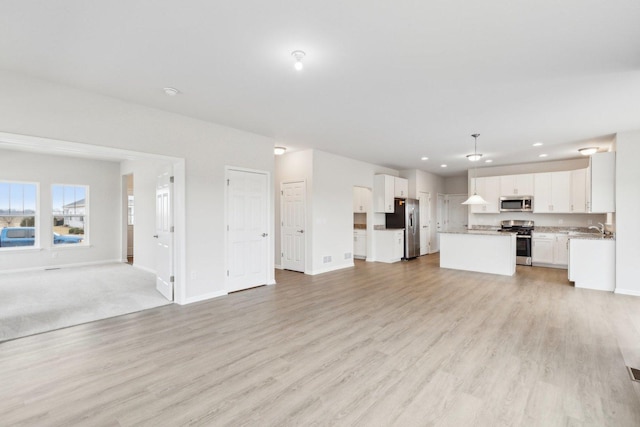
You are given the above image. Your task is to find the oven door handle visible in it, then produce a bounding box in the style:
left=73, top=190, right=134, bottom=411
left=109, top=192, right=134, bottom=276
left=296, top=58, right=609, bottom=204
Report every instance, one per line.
left=517, top=235, right=532, bottom=239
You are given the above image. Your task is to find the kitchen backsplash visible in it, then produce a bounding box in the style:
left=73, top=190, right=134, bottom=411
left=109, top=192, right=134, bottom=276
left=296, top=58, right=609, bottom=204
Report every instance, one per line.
left=469, top=212, right=607, bottom=228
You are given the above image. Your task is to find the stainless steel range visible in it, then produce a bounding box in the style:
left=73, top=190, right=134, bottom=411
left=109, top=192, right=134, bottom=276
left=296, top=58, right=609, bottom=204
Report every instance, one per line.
left=499, top=220, right=534, bottom=266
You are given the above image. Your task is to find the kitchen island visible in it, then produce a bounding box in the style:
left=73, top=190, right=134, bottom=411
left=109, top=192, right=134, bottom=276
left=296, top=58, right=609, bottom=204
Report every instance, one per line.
left=439, top=229, right=517, bottom=276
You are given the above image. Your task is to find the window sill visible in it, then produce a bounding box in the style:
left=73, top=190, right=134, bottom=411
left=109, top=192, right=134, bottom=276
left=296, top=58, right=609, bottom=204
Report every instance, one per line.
left=0, top=247, right=43, bottom=253
left=51, top=244, right=92, bottom=250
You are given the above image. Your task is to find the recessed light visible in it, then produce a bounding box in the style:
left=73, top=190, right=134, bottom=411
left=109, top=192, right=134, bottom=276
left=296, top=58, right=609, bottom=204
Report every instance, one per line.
left=163, top=87, right=180, bottom=96
left=533, top=142, right=543, bottom=147
left=440, top=164, right=447, bottom=168
left=485, top=159, right=493, bottom=163
left=274, top=146, right=287, bottom=155
left=539, top=153, right=548, bottom=158
left=421, top=156, right=429, bottom=161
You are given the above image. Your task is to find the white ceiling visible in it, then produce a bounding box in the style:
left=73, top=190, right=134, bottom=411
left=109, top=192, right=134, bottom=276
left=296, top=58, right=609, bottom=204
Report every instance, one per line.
left=0, top=1, right=638, bottom=176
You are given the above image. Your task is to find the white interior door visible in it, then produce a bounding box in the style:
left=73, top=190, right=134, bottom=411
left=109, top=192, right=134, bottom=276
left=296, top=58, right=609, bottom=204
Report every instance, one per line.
left=155, top=167, right=173, bottom=300
left=418, top=191, right=430, bottom=256
left=227, top=169, right=269, bottom=292
left=446, top=194, right=468, bottom=229
left=281, top=181, right=305, bottom=272
left=434, top=193, right=445, bottom=252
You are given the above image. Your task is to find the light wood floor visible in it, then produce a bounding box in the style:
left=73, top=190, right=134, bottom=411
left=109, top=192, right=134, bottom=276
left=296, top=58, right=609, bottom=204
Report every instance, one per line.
left=2, top=254, right=640, bottom=426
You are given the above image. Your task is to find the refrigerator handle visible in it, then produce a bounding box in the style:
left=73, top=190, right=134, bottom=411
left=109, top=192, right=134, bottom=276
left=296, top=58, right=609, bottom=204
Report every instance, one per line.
left=409, top=212, right=413, bottom=228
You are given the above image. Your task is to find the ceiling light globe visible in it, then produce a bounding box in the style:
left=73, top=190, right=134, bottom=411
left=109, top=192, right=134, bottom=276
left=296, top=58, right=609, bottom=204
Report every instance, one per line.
left=294, top=61, right=304, bottom=71
left=274, top=146, right=287, bottom=155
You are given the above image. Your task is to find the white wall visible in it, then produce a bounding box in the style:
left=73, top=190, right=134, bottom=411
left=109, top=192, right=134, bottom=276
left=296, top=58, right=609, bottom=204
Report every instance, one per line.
left=444, top=175, right=468, bottom=194
left=615, top=130, right=640, bottom=295
left=275, top=149, right=397, bottom=274
left=0, top=149, right=120, bottom=271
left=0, top=69, right=275, bottom=303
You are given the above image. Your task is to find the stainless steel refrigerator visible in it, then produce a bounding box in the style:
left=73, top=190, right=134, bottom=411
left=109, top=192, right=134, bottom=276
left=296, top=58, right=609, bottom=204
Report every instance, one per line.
left=385, top=198, right=420, bottom=259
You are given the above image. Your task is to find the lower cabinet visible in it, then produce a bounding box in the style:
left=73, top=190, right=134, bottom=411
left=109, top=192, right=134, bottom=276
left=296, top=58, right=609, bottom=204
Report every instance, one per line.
left=532, top=232, right=568, bottom=268
left=353, top=230, right=367, bottom=259
left=373, top=229, right=404, bottom=263
left=568, top=238, right=615, bottom=291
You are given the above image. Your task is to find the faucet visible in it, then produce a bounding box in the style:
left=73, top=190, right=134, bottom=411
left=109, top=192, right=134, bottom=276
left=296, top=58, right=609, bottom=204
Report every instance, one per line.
left=588, top=222, right=605, bottom=235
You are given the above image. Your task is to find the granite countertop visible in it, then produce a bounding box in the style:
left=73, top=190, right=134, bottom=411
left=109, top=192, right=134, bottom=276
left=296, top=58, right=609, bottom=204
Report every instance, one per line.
left=439, top=229, right=516, bottom=236
left=532, top=226, right=615, bottom=240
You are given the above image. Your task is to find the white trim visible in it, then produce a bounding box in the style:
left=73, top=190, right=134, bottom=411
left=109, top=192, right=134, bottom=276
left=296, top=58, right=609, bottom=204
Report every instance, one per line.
left=614, top=288, right=640, bottom=297
left=307, top=262, right=354, bottom=275
left=173, top=159, right=187, bottom=305
left=275, top=264, right=283, bottom=270
left=0, top=259, right=122, bottom=275
left=180, top=290, right=228, bottom=305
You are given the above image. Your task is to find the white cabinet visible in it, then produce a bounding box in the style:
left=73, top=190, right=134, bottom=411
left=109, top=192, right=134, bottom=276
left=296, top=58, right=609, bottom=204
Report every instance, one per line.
left=570, top=168, right=588, bottom=213
left=373, top=229, right=404, bottom=263
left=569, top=238, right=615, bottom=291
left=393, top=229, right=404, bottom=260
left=394, top=177, right=409, bottom=199
left=353, top=186, right=370, bottom=213
left=353, top=230, right=367, bottom=259
left=374, top=175, right=395, bottom=213
left=534, top=171, right=571, bottom=213
left=589, top=152, right=615, bottom=213
left=470, top=176, right=500, bottom=213
left=500, top=174, right=534, bottom=196
left=532, top=232, right=568, bottom=268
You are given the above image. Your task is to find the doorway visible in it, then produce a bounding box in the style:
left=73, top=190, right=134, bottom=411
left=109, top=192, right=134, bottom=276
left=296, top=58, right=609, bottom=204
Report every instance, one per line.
left=226, top=168, right=270, bottom=292
left=418, top=191, right=431, bottom=255
left=446, top=194, right=468, bottom=230
left=435, top=193, right=445, bottom=252
left=124, top=174, right=134, bottom=265
left=281, top=181, right=306, bottom=272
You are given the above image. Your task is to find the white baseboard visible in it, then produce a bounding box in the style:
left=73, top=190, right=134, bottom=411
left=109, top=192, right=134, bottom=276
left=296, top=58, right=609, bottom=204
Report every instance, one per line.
left=0, top=259, right=123, bottom=275
left=615, top=288, right=640, bottom=297
left=180, top=290, right=228, bottom=305
left=275, top=264, right=283, bottom=270
left=308, top=263, right=354, bottom=275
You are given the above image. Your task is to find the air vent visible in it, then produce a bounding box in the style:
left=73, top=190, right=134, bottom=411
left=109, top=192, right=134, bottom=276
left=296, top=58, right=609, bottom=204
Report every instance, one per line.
left=344, top=252, right=352, bottom=259
left=323, top=256, right=332, bottom=264
left=628, top=366, right=640, bottom=382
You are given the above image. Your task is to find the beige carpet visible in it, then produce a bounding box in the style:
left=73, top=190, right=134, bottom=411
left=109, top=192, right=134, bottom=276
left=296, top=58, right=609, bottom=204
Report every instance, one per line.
left=0, top=263, right=171, bottom=342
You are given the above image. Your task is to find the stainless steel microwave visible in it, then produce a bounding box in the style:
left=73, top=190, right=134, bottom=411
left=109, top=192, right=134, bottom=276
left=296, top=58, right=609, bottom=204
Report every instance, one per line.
left=500, top=196, right=533, bottom=212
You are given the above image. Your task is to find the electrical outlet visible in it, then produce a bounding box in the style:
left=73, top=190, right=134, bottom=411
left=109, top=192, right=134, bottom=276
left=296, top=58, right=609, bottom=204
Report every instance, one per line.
left=190, top=271, right=197, bottom=279
left=51, top=252, right=58, bottom=258
left=323, top=256, right=332, bottom=263
left=558, top=219, right=564, bottom=224
left=587, top=219, right=593, bottom=225
left=344, top=252, right=352, bottom=259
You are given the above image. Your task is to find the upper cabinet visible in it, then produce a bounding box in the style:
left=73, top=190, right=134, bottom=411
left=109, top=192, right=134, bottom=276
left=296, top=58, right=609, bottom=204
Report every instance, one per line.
left=394, top=177, right=409, bottom=199
left=500, top=174, right=534, bottom=196
left=589, top=152, right=615, bottom=213
left=534, top=171, right=571, bottom=213
left=374, top=175, right=395, bottom=213
left=374, top=175, right=409, bottom=213
left=470, top=176, right=500, bottom=213
left=570, top=168, right=588, bottom=213
left=353, top=186, right=370, bottom=213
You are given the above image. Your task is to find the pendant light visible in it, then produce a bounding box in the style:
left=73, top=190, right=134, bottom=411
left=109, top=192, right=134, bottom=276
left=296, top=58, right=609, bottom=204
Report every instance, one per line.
left=462, top=134, right=488, bottom=205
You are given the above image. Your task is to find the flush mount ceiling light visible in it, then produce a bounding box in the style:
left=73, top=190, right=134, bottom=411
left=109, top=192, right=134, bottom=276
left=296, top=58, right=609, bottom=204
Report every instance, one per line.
left=578, top=147, right=599, bottom=156
left=421, top=156, right=429, bottom=161
left=291, top=50, right=306, bottom=71
left=163, top=87, right=180, bottom=96
left=485, top=159, right=493, bottom=163
left=539, top=153, right=548, bottom=158
left=274, top=146, right=287, bottom=155
left=462, top=134, right=488, bottom=206
left=466, top=134, right=483, bottom=161
left=533, top=142, right=543, bottom=147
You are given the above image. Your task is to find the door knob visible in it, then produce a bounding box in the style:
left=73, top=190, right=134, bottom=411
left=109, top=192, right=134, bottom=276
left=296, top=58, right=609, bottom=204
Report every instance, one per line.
left=297, top=230, right=304, bottom=233
left=261, top=233, right=268, bottom=237
left=153, top=235, right=159, bottom=238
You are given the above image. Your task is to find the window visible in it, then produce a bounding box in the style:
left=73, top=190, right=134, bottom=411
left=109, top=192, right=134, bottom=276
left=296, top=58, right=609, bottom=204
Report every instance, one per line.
left=0, top=181, right=38, bottom=248
left=52, top=184, right=88, bottom=245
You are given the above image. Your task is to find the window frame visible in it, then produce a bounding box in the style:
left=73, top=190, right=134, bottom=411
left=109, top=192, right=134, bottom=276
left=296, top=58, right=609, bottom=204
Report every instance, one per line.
left=0, top=180, right=40, bottom=250
left=51, top=183, right=90, bottom=247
